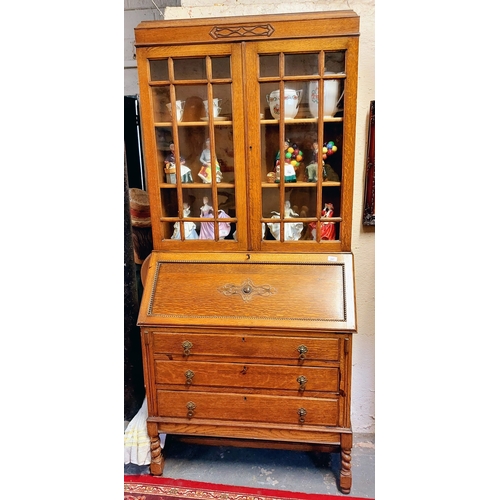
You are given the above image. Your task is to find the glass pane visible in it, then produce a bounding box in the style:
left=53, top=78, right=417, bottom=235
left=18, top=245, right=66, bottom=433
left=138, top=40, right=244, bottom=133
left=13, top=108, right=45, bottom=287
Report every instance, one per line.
left=213, top=126, right=234, bottom=183
left=262, top=187, right=279, bottom=236
left=260, top=122, right=279, bottom=182
left=172, top=85, right=207, bottom=122
left=212, top=56, right=231, bottom=79
left=208, top=83, right=232, bottom=119
left=285, top=53, right=318, bottom=77
left=325, top=51, right=345, bottom=74
left=160, top=221, right=176, bottom=240
left=156, top=127, right=173, bottom=159
left=323, top=123, right=343, bottom=180
left=217, top=188, right=235, bottom=240
left=152, top=86, right=170, bottom=122
left=160, top=189, right=179, bottom=219
left=288, top=186, right=317, bottom=225
left=218, top=188, right=235, bottom=217
left=173, top=58, right=206, bottom=80
left=150, top=60, right=169, bottom=81
left=259, top=54, right=279, bottom=77
left=177, top=126, right=207, bottom=178
left=156, top=126, right=173, bottom=184
left=260, top=82, right=276, bottom=119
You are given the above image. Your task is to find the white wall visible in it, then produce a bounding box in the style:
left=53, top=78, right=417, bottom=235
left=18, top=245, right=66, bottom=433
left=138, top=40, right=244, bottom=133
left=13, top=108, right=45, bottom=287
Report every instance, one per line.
left=124, top=0, right=178, bottom=95
left=124, top=0, right=375, bottom=434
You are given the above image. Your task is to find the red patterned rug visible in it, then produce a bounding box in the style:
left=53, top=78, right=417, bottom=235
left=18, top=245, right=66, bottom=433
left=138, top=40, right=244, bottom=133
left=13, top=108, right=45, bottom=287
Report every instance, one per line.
left=124, top=475, right=371, bottom=500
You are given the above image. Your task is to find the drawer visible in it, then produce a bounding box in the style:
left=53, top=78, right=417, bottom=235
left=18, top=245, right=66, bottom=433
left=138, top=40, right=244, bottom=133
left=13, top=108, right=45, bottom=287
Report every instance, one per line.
left=151, top=331, right=341, bottom=363
left=157, top=390, right=339, bottom=426
left=155, top=360, right=339, bottom=393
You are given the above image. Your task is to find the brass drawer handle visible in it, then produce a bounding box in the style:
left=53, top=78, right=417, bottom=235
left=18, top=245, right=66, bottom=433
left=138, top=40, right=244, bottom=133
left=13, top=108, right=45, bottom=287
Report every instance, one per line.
left=185, top=369, right=195, bottom=385
left=186, top=401, right=196, bottom=418
left=182, top=340, right=193, bottom=356
left=297, top=407, right=307, bottom=423
left=297, top=375, right=307, bottom=391
left=297, top=344, right=308, bottom=360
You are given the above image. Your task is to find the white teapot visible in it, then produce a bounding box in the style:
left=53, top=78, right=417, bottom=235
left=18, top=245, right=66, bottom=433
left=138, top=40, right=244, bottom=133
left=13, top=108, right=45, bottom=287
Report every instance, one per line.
left=266, top=88, right=303, bottom=119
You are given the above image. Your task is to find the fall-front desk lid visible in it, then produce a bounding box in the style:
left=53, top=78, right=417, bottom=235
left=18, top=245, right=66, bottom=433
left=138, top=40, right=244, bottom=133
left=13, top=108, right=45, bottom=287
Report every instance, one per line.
left=138, top=252, right=356, bottom=331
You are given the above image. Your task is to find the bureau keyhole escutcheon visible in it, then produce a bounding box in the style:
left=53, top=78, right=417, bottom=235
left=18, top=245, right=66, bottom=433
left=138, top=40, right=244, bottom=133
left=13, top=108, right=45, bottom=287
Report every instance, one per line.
left=182, top=340, right=193, bottom=356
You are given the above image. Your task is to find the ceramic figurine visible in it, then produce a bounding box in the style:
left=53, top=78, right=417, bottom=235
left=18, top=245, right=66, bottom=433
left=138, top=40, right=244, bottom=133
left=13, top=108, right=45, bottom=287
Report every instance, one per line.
left=199, top=196, right=231, bottom=240
left=274, top=139, right=302, bottom=183
left=198, top=138, right=223, bottom=183
left=321, top=140, right=339, bottom=181
left=217, top=209, right=231, bottom=239
left=164, top=142, right=193, bottom=183
left=171, top=203, right=199, bottom=239
left=306, top=141, right=326, bottom=182
left=199, top=197, right=214, bottom=239
left=309, top=202, right=336, bottom=240
left=199, top=196, right=213, bottom=216
left=267, top=201, right=303, bottom=241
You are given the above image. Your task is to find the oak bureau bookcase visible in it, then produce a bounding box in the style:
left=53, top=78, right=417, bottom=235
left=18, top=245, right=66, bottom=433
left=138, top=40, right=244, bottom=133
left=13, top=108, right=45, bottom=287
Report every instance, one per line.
left=135, top=10, right=359, bottom=494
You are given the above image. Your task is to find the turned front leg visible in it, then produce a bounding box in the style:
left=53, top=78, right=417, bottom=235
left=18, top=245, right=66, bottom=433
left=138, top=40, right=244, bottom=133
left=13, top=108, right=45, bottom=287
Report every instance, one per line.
left=147, top=422, right=164, bottom=476
left=339, top=433, right=352, bottom=494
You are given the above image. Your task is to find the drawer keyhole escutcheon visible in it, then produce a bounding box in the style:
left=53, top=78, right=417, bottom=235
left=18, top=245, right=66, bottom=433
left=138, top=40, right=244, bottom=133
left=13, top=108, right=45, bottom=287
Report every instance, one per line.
left=297, top=407, right=307, bottom=423
left=185, top=370, right=195, bottom=385
left=297, top=375, right=307, bottom=391
left=186, top=401, right=196, bottom=418
left=182, top=340, right=193, bottom=356
left=297, top=345, right=308, bottom=360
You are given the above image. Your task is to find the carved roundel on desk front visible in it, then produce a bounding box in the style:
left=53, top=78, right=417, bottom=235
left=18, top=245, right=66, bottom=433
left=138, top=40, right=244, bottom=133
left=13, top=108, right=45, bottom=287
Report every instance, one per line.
left=218, top=278, right=277, bottom=302
left=209, top=24, right=275, bottom=39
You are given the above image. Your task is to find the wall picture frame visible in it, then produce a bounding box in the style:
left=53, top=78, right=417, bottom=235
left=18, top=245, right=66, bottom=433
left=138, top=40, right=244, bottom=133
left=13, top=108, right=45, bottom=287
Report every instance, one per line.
left=363, top=100, right=375, bottom=226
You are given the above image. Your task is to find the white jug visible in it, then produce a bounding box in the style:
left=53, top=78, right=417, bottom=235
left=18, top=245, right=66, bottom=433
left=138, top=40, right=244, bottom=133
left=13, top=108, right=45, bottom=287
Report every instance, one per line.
left=266, top=89, right=303, bottom=119
left=166, top=100, right=185, bottom=121
left=203, top=99, right=223, bottom=117
left=307, top=73, right=341, bottom=118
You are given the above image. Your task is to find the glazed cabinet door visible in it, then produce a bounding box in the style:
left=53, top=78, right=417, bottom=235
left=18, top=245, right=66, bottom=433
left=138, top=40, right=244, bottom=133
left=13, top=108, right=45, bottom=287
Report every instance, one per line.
left=136, top=43, right=248, bottom=251
left=244, top=38, right=359, bottom=252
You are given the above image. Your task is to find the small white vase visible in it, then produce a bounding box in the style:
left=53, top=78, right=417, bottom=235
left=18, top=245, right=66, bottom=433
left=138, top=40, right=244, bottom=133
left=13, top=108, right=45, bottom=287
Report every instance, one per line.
left=307, top=72, right=340, bottom=118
